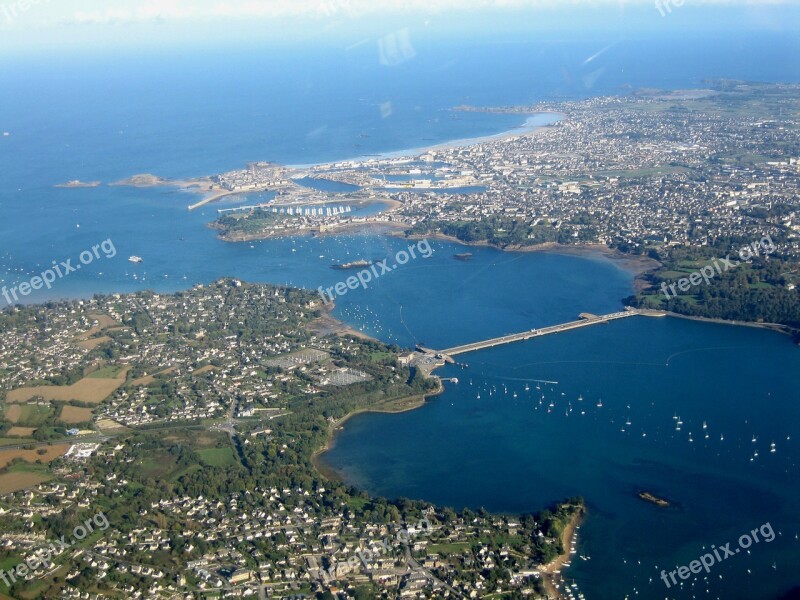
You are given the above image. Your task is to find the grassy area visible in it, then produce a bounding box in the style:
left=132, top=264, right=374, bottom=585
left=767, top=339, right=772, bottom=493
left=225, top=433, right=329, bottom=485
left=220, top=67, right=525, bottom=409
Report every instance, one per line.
left=197, top=447, right=237, bottom=468
left=171, top=464, right=204, bottom=481
left=12, top=405, right=54, bottom=427
left=87, top=365, right=125, bottom=379
left=135, top=455, right=180, bottom=480
left=0, top=438, right=30, bottom=447
left=428, top=542, right=471, bottom=554
left=345, top=496, right=370, bottom=512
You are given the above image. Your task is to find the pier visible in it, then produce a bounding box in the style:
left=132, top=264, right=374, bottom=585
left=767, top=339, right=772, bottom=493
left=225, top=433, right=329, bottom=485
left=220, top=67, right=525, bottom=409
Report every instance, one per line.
left=433, top=309, right=643, bottom=358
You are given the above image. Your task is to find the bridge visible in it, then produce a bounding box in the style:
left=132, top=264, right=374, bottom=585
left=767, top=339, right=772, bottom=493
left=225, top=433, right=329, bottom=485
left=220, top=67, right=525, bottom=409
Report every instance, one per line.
left=433, top=309, right=642, bottom=357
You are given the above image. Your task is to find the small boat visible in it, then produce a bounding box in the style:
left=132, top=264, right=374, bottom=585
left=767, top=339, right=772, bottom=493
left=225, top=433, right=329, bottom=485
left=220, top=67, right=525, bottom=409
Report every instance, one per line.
left=596, top=399, right=603, bottom=408
left=770, top=442, right=776, bottom=453
left=702, top=421, right=708, bottom=430
left=128, top=255, right=143, bottom=263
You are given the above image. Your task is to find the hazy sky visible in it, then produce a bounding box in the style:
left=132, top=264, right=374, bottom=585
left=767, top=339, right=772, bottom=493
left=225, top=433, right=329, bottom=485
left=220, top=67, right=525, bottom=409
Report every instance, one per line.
left=1, top=0, right=798, bottom=54
left=0, top=0, right=796, bottom=25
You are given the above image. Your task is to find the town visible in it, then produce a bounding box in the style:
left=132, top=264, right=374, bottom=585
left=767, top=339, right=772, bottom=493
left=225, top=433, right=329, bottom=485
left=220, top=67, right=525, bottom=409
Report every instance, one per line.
left=210, top=81, right=800, bottom=267
left=0, top=281, right=583, bottom=599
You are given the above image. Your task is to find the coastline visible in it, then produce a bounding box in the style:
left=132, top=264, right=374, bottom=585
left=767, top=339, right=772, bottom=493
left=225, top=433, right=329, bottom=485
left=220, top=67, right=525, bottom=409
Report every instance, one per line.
left=308, top=300, right=447, bottom=481
left=311, top=380, right=444, bottom=482
left=288, top=111, right=564, bottom=169
left=538, top=507, right=586, bottom=600
left=109, top=111, right=564, bottom=210
left=658, top=310, right=797, bottom=338
left=399, top=230, right=661, bottom=283
left=308, top=302, right=379, bottom=342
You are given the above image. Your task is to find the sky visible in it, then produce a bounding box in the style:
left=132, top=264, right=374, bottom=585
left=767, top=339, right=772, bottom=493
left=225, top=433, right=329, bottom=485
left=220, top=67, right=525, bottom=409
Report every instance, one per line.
left=1, top=0, right=798, bottom=55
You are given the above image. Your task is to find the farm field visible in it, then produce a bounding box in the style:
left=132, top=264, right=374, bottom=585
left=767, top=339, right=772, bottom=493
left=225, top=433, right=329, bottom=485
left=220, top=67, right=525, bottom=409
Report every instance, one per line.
left=7, top=367, right=129, bottom=404
left=58, top=406, right=94, bottom=424
left=0, top=446, right=69, bottom=469
left=6, top=427, right=36, bottom=437
left=3, top=404, right=52, bottom=425
left=77, top=335, right=111, bottom=350
left=0, top=471, right=50, bottom=495
left=130, top=366, right=176, bottom=387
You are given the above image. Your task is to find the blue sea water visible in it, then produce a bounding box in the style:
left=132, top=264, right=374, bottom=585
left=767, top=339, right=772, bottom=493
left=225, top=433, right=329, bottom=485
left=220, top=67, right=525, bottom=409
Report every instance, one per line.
left=1, top=31, right=799, bottom=599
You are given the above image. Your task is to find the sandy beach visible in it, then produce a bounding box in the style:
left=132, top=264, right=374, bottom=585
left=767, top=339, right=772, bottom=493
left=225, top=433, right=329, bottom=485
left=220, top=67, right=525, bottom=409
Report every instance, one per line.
left=308, top=302, right=378, bottom=341
left=539, top=507, right=586, bottom=599
left=289, top=111, right=564, bottom=169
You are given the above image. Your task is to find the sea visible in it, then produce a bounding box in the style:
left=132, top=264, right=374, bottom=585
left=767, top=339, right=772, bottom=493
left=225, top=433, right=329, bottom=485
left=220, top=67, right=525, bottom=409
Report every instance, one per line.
left=1, top=31, right=799, bottom=599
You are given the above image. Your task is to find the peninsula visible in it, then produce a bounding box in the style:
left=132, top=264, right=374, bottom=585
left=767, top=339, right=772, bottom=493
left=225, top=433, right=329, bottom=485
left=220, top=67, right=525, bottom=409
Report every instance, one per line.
left=0, top=280, right=585, bottom=599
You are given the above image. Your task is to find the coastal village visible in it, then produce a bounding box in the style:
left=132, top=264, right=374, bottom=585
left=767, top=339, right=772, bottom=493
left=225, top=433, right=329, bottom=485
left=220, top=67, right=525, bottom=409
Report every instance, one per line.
left=207, top=82, right=800, bottom=273
left=0, top=281, right=583, bottom=599
left=2, top=82, right=799, bottom=599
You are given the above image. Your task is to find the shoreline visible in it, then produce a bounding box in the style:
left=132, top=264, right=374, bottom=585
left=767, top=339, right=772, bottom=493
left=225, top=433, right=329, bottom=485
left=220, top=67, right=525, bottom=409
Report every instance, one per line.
left=288, top=111, right=564, bottom=169
left=308, top=302, right=379, bottom=342
left=311, top=380, right=445, bottom=482
left=218, top=222, right=797, bottom=340
left=308, top=300, right=446, bottom=482
left=538, top=507, right=586, bottom=600
left=399, top=230, right=661, bottom=281
left=109, top=111, right=564, bottom=210
left=658, top=310, right=796, bottom=338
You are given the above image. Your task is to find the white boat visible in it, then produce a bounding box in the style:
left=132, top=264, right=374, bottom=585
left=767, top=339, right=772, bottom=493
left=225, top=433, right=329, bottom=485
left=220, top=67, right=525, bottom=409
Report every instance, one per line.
left=128, top=255, right=143, bottom=263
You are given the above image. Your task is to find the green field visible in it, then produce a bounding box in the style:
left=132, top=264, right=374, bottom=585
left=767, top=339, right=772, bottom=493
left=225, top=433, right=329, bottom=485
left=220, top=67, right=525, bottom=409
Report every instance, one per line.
left=428, top=542, right=471, bottom=554
left=87, top=365, right=125, bottom=379
left=15, top=405, right=54, bottom=427
left=197, top=447, right=237, bottom=468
